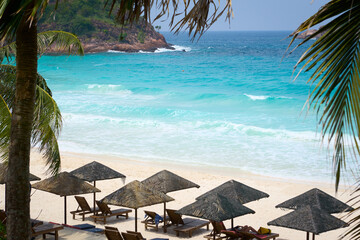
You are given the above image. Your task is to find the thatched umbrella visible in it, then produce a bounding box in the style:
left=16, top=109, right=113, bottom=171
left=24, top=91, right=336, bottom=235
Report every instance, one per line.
left=70, top=161, right=126, bottom=213
left=32, top=171, right=100, bottom=224
left=0, top=163, right=40, bottom=184
left=101, top=180, right=174, bottom=231
left=196, top=180, right=269, bottom=227
left=178, top=193, right=255, bottom=240
left=141, top=170, right=200, bottom=232
left=268, top=206, right=348, bottom=240
left=276, top=188, right=353, bottom=213
left=0, top=163, right=40, bottom=210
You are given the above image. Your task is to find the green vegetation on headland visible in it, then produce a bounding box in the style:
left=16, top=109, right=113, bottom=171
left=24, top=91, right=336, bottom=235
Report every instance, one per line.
left=38, top=0, right=171, bottom=52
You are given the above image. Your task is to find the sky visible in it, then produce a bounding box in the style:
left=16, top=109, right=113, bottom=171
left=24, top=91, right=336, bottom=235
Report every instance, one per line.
left=152, top=0, right=330, bottom=31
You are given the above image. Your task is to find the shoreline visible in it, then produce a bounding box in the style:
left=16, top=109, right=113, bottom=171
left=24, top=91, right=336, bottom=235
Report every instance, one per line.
left=58, top=150, right=351, bottom=190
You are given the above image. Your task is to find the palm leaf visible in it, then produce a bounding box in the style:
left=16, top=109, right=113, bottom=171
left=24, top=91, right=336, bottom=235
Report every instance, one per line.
left=0, top=94, right=11, bottom=163
left=0, top=30, right=84, bottom=61
left=0, top=64, right=62, bottom=174
left=32, top=85, right=62, bottom=175
left=290, top=0, right=360, bottom=188
left=106, top=0, right=233, bottom=40
left=36, top=31, right=84, bottom=56
left=289, top=1, right=360, bottom=239
left=0, top=0, right=57, bottom=41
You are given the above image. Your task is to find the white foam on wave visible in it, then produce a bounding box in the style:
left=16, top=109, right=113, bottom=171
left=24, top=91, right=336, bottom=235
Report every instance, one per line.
left=138, top=45, right=191, bottom=54
left=244, top=94, right=292, bottom=101
left=86, top=84, right=133, bottom=95
left=107, top=50, right=125, bottom=53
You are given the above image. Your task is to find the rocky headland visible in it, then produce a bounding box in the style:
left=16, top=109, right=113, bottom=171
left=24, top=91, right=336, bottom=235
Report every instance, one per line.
left=38, top=0, right=173, bottom=53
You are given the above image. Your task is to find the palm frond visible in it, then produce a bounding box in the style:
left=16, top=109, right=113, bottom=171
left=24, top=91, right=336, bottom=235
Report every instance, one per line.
left=290, top=1, right=360, bottom=238
left=0, top=0, right=57, bottom=41
left=0, top=30, right=84, bottom=62
left=0, top=64, right=62, bottom=173
left=290, top=0, right=360, bottom=189
left=37, top=31, right=84, bottom=56
left=0, top=94, right=11, bottom=163
left=32, top=78, right=62, bottom=175
left=107, top=0, right=233, bottom=40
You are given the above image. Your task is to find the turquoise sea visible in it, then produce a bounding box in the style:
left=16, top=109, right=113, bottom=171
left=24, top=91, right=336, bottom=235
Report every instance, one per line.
left=38, top=31, right=351, bottom=183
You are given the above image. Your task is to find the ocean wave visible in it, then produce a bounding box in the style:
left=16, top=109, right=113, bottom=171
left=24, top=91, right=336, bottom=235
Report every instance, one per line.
left=86, top=84, right=133, bottom=95
left=138, top=45, right=191, bottom=54
left=244, top=94, right=292, bottom=101
left=107, top=50, right=125, bottom=53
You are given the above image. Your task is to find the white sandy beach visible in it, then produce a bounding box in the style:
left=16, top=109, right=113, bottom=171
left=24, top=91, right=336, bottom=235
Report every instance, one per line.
left=0, top=151, right=354, bottom=240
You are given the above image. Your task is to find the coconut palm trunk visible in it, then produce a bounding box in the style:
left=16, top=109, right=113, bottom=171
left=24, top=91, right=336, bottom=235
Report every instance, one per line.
left=6, top=6, right=38, bottom=240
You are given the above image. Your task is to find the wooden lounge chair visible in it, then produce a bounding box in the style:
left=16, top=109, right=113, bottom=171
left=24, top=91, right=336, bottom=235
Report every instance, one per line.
left=127, top=230, right=146, bottom=240
left=122, top=232, right=142, bottom=240
left=237, top=231, right=279, bottom=240
left=166, top=209, right=197, bottom=226
left=70, top=196, right=101, bottom=221
left=105, top=226, right=123, bottom=240
left=31, top=223, right=64, bottom=240
left=221, top=230, right=242, bottom=240
left=204, top=221, right=227, bottom=240
left=90, top=200, right=132, bottom=224
left=173, top=219, right=210, bottom=238
left=0, top=210, right=42, bottom=227
left=0, top=210, right=6, bottom=224
left=141, top=210, right=166, bottom=231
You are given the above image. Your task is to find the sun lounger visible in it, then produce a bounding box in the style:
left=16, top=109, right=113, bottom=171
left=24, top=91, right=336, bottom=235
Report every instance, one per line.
left=220, top=230, right=241, bottom=240
left=0, top=210, right=6, bottom=224
left=122, top=232, right=142, bottom=240
left=237, top=231, right=279, bottom=240
left=1, top=210, right=43, bottom=227
left=173, top=219, right=210, bottom=237
left=31, top=223, right=64, bottom=240
left=127, top=230, right=146, bottom=240
left=166, top=209, right=197, bottom=226
left=204, top=221, right=227, bottom=240
left=91, top=200, right=132, bottom=224
left=70, top=196, right=101, bottom=221
left=141, top=210, right=167, bottom=231
left=105, top=226, right=123, bottom=240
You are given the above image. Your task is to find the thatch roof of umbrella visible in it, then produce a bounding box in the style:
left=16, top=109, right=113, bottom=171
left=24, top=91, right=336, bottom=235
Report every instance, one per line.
left=276, top=188, right=353, bottom=213
left=177, top=193, right=255, bottom=222
left=101, top=180, right=174, bottom=232
left=70, top=161, right=126, bottom=214
left=32, top=171, right=100, bottom=224
left=101, top=180, right=174, bottom=209
left=0, top=163, right=40, bottom=184
left=268, top=206, right=348, bottom=235
left=141, top=170, right=199, bottom=193
left=32, top=171, right=100, bottom=196
left=196, top=179, right=269, bottom=204
left=70, top=161, right=126, bottom=182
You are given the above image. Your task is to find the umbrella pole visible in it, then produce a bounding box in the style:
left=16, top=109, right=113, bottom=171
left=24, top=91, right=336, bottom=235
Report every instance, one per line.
left=64, top=196, right=67, bottom=224
left=135, top=208, right=138, bottom=232
left=4, top=183, right=6, bottom=212
left=231, top=218, right=234, bottom=228
left=312, top=233, right=315, bottom=240
left=93, top=181, right=96, bottom=214
left=306, top=232, right=309, bottom=240
left=164, top=202, right=167, bottom=233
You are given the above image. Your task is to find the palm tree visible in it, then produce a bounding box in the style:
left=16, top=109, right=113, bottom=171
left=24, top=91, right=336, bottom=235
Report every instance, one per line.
left=289, top=0, right=360, bottom=238
left=0, top=1, right=233, bottom=238
left=0, top=29, right=83, bottom=240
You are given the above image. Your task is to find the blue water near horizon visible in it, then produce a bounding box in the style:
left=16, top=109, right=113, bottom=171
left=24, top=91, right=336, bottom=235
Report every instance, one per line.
left=37, top=31, right=355, bottom=183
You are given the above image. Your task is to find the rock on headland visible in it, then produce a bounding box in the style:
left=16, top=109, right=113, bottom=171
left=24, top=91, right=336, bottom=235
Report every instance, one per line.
left=38, top=0, right=173, bottom=53
left=295, top=29, right=325, bottom=39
